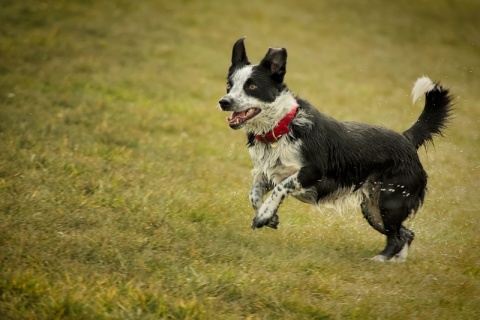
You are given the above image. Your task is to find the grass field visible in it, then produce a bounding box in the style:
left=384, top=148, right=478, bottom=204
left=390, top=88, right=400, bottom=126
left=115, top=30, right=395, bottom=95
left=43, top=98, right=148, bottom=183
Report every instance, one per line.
left=1, top=0, right=479, bottom=318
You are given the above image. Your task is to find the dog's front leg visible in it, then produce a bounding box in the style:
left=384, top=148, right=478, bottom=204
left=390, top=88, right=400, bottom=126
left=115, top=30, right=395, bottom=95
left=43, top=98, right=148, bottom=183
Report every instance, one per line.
left=252, top=172, right=302, bottom=229
left=249, top=173, right=272, bottom=212
left=249, top=173, right=278, bottom=229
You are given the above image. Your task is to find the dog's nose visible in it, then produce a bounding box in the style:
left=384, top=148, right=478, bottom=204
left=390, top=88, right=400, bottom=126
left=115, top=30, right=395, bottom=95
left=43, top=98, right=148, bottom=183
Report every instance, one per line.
left=219, top=98, right=231, bottom=110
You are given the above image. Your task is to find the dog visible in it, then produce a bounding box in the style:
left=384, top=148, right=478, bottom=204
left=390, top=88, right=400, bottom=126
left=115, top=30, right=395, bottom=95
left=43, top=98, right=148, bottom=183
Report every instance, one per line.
left=219, top=38, right=453, bottom=261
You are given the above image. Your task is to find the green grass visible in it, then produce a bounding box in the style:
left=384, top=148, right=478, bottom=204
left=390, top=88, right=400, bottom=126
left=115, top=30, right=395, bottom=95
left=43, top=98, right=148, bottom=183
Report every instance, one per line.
left=1, top=0, right=479, bottom=318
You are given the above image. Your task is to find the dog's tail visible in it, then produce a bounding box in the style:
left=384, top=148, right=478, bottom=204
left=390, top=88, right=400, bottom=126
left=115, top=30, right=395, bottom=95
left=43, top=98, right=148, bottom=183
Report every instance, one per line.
left=403, top=76, right=453, bottom=149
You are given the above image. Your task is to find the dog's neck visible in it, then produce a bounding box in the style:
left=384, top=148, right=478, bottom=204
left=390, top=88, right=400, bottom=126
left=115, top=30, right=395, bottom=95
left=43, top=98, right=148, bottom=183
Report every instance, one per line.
left=255, top=100, right=298, bottom=144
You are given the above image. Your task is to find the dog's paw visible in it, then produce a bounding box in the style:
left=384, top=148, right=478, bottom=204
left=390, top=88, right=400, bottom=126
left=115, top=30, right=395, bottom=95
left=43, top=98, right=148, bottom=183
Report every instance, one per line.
left=266, top=213, right=279, bottom=229
left=251, top=213, right=279, bottom=229
left=251, top=201, right=279, bottom=229
left=370, top=254, right=388, bottom=262
left=251, top=216, right=267, bottom=229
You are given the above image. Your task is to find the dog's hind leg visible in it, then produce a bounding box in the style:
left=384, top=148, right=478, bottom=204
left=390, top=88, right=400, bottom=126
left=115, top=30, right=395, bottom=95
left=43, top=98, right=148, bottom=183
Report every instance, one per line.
left=361, top=205, right=403, bottom=261
left=371, top=192, right=413, bottom=262
left=376, top=225, right=415, bottom=262
left=361, top=195, right=414, bottom=261
left=391, top=225, right=415, bottom=262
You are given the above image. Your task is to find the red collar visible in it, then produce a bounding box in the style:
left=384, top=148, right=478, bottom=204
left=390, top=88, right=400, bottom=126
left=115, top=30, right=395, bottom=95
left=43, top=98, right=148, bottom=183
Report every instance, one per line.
left=255, top=102, right=298, bottom=144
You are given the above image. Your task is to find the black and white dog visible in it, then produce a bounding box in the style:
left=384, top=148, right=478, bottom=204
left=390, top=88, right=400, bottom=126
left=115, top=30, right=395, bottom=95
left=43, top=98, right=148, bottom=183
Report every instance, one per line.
left=219, top=38, right=453, bottom=261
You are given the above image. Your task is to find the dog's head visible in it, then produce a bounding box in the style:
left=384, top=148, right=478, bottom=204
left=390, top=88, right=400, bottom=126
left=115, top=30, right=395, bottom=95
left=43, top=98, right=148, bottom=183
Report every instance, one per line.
left=219, top=38, right=293, bottom=133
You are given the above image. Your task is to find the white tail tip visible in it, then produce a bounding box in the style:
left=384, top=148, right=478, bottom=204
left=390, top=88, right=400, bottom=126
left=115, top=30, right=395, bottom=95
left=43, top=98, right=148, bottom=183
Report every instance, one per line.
left=411, top=76, right=435, bottom=104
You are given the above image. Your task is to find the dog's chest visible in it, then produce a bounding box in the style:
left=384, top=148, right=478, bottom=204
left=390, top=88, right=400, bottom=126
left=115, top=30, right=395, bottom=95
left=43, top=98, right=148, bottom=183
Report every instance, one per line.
left=249, top=141, right=303, bottom=185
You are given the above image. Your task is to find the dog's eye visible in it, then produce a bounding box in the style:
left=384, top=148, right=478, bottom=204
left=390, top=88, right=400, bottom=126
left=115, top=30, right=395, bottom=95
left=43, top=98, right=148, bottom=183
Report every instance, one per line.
left=248, top=84, right=257, bottom=90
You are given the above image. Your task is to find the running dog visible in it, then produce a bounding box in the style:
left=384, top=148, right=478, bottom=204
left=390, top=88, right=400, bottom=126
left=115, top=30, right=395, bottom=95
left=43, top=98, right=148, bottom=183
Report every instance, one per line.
left=218, top=38, right=453, bottom=261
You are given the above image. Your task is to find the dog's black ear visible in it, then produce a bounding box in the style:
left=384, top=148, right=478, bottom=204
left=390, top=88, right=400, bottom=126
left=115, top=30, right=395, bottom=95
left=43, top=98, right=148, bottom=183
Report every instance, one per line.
left=230, top=38, right=249, bottom=72
left=260, top=47, right=287, bottom=83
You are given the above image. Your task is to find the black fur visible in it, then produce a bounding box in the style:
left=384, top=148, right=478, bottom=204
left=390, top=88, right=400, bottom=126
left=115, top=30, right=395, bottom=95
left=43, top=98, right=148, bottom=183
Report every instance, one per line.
left=291, top=98, right=428, bottom=211
left=229, top=38, right=250, bottom=75
left=403, top=85, right=454, bottom=149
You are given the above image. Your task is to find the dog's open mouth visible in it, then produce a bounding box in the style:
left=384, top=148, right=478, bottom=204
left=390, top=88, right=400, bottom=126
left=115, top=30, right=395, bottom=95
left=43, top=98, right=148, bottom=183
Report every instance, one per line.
left=226, top=108, right=261, bottom=129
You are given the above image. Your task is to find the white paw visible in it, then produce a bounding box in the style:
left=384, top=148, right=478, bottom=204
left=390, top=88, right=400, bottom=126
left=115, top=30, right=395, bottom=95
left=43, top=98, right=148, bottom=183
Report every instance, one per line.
left=251, top=202, right=277, bottom=229
left=391, top=244, right=409, bottom=262
left=371, top=255, right=388, bottom=262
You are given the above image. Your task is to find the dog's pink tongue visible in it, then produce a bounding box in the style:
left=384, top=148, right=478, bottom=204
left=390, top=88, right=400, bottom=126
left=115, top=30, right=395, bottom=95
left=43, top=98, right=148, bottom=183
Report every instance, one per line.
left=227, top=110, right=247, bottom=124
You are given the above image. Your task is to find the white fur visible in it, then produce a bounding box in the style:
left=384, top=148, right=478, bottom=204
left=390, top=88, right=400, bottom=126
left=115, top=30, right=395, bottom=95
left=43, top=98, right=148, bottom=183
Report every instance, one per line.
left=392, top=243, right=409, bottom=262
left=411, top=76, right=435, bottom=104
left=319, top=186, right=367, bottom=212
left=371, top=255, right=387, bottom=262
left=228, top=66, right=253, bottom=98
left=250, top=137, right=303, bottom=185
